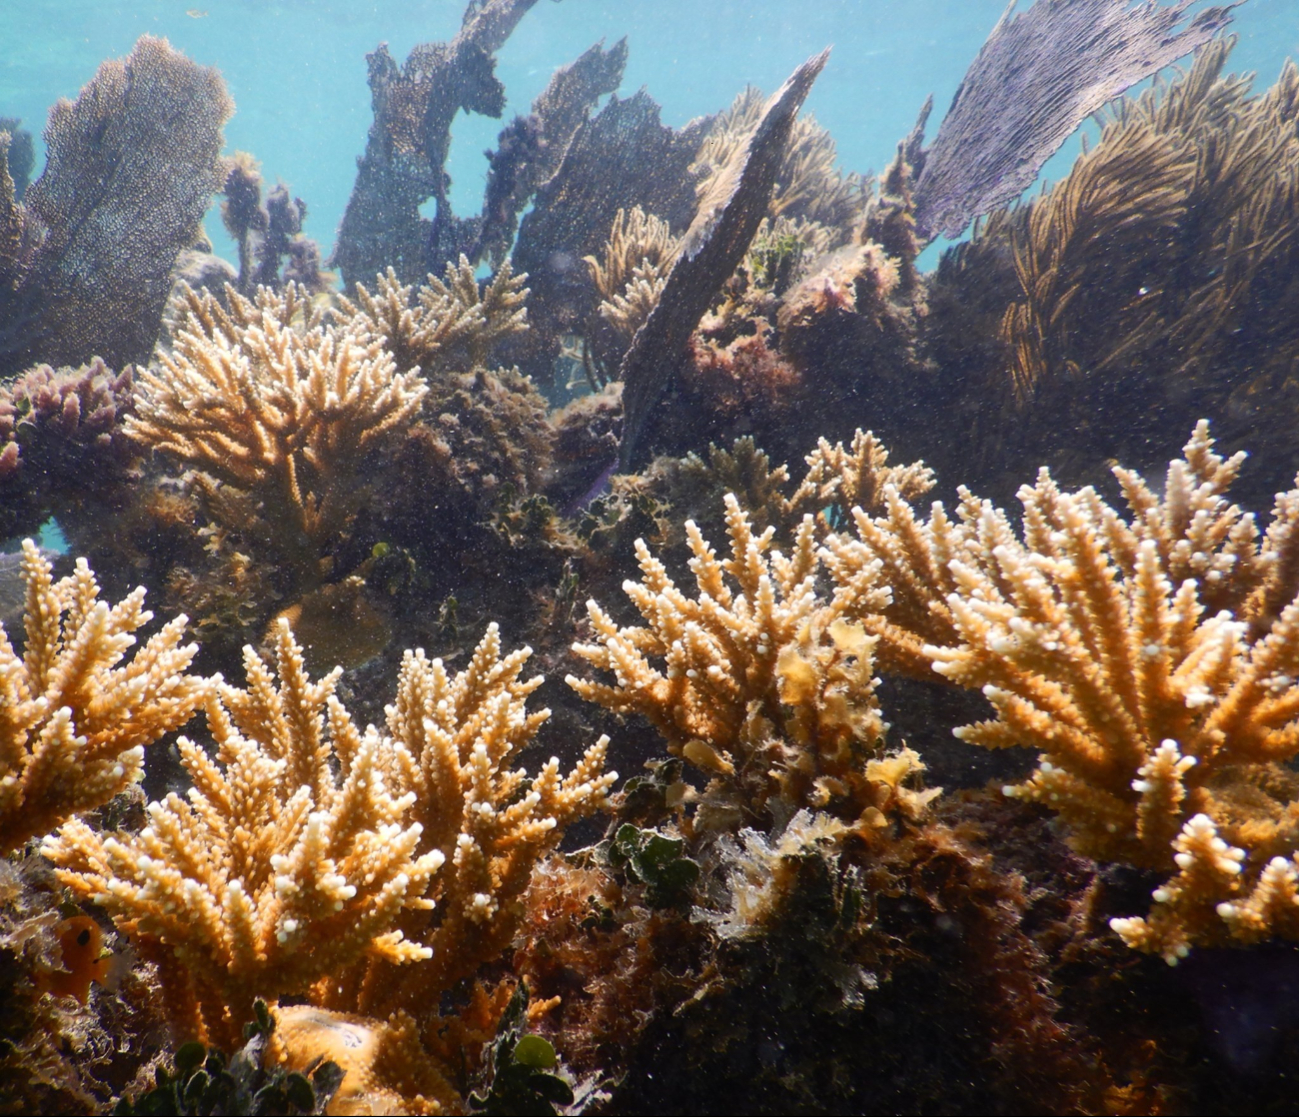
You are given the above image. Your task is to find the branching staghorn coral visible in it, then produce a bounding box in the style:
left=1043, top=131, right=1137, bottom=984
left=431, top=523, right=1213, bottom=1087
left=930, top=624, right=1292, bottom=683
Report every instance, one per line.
left=853, top=423, right=1299, bottom=962
left=653, top=429, right=933, bottom=558
left=0, top=540, right=203, bottom=855
left=343, top=622, right=616, bottom=1018
left=335, top=255, right=556, bottom=569
left=339, top=255, right=529, bottom=375
left=569, top=493, right=933, bottom=833
left=44, top=619, right=443, bottom=1050
left=28, top=582, right=614, bottom=1110
left=597, top=261, right=669, bottom=353
left=796, top=428, right=936, bottom=524
left=806, top=430, right=997, bottom=681
left=821, top=484, right=994, bottom=680
left=127, top=281, right=427, bottom=585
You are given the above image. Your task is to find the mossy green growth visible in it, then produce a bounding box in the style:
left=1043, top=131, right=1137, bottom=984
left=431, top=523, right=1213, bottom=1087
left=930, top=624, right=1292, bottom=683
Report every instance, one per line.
left=747, top=229, right=806, bottom=295
left=114, top=1001, right=343, bottom=1117
left=470, top=985, right=575, bottom=1117
left=604, top=822, right=701, bottom=909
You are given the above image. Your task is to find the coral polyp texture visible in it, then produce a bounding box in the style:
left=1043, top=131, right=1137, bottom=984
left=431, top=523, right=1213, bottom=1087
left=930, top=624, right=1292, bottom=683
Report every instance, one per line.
left=43, top=619, right=443, bottom=1048
left=0, top=540, right=203, bottom=854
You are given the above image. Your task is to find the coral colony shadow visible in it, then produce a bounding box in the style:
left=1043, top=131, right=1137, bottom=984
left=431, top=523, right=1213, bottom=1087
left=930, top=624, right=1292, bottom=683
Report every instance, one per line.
left=13, top=0, right=1299, bottom=1112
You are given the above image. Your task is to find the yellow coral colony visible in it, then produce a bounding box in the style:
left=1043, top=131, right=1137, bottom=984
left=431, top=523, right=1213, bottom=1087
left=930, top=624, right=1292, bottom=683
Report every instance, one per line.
left=845, top=422, right=1299, bottom=963
left=125, top=282, right=427, bottom=570
left=343, top=622, right=617, bottom=1017
left=0, top=540, right=203, bottom=854
left=810, top=430, right=988, bottom=679
left=274, top=1004, right=454, bottom=1116
left=44, top=619, right=442, bottom=1048
left=339, top=255, right=529, bottom=374
left=568, top=492, right=934, bottom=832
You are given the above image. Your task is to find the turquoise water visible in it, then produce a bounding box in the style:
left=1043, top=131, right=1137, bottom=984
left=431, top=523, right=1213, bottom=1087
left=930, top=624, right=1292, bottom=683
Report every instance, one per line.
left=4, top=0, right=1295, bottom=264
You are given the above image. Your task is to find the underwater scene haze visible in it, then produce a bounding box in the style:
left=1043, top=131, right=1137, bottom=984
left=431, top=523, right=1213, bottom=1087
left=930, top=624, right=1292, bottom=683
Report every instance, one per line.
left=9, top=0, right=1299, bottom=1112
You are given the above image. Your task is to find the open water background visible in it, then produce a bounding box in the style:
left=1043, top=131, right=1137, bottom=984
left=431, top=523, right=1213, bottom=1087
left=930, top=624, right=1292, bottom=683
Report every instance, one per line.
left=3, top=0, right=1297, bottom=269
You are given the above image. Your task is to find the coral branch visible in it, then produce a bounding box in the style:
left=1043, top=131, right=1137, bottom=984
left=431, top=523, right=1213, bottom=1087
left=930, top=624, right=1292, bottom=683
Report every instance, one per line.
left=44, top=620, right=442, bottom=1048
left=570, top=493, right=932, bottom=833
left=0, top=541, right=203, bottom=854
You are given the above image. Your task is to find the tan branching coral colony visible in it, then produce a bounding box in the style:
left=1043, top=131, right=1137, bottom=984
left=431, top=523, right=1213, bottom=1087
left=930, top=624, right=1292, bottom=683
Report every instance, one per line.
left=569, top=491, right=935, bottom=834
left=128, top=281, right=428, bottom=581
left=567, top=415, right=1299, bottom=962
left=18, top=9, right=1299, bottom=1114
left=0, top=542, right=203, bottom=854
left=809, top=422, right=1299, bottom=962
left=2, top=524, right=611, bottom=1112
left=42, top=615, right=612, bottom=1073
